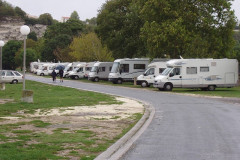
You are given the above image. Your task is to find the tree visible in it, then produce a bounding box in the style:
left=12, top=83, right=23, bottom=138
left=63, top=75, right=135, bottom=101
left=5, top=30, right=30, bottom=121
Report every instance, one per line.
left=15, top=48, right=39, bottom=70
left=15, top=6, right=26, bottom=19
left=28, top=32, right=38, bottom=41
left=41, top=20, right=84, bottom=61
left=70, top=11, right=80, bottom=20
left=96, top=0, right=146, bottom=58
left=69, top=32, right=114, bottom=62
left=38, top=13, right=54, bottom=25
left=139, top=0, right=236, bottom=59
left=2, top=40, right=22, bottom=70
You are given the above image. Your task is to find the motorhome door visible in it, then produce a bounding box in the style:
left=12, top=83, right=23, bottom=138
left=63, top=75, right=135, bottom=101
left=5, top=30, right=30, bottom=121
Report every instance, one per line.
left=169, top=68, right=182, bottom=87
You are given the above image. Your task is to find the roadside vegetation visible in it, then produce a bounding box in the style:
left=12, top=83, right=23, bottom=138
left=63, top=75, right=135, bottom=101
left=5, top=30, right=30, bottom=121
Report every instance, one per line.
left=0, top=81, right=143, bottom=160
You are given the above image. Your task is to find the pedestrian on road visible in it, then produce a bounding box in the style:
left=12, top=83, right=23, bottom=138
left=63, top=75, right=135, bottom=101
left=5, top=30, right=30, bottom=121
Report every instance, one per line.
left=59, top=68, right=64, bottom=82
left=52, top=69, right=57, bottom=82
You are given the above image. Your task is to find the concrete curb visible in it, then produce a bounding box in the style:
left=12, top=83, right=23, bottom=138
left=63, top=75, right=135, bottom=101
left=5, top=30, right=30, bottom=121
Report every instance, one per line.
left=95, top=101, right=155, bottom=160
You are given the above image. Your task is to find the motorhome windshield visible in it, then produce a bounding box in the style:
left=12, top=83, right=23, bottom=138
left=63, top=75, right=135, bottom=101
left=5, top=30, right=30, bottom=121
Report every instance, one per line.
left=162, top=67, right=173, bottom=76
left=91, top=66, right=98, bottom=72
left=73, top=67, right=79, bottom=72
left=144, top=68, right=154, bottom=76
left=111, top=62, right=120, bottom=73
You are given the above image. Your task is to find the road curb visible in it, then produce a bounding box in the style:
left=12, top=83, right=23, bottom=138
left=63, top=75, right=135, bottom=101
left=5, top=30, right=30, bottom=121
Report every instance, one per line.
left=95, top=101, right=155, bottom=160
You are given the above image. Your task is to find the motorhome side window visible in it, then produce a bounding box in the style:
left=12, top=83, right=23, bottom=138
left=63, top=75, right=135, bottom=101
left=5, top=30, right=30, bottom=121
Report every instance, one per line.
left=186, top=67, right=197, bottom=74
left=134, top=64, right=145, bottom=69
left=86, top=67, right=91, bottom=71
left=109, top=67, right=112, bottom=71
left=200, top=67, right=209, bottom=72
left=99, top=67, right=105, bottom=72
left=159, top=68, right=165, bottom=74
left=120, top=64, right=129, bottom=73
left=172, top=68, right=180, bottom=75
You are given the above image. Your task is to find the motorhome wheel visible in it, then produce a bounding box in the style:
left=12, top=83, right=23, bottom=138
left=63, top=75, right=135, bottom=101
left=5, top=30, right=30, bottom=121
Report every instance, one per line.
left=141, top=81, right=148, bottom=87
left=74, top=75, right=79, bottom=79
left=208, top=85, right=216, bottom=91
left=164, top=83, right=173, bottom=91
left=94, top=77, right=99, bottom=82
left=40, top=73, right=44, bottom=76
left=117, top=79, right=122, bottom=84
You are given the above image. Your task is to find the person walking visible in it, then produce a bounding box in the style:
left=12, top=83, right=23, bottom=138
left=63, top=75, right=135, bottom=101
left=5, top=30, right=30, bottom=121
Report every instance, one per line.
left=52, top=69, right=57, bottom=82
left=59, top=68, right=64, bottom=82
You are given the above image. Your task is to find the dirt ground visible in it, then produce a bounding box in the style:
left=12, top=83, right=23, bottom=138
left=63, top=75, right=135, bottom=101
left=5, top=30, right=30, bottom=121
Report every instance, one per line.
left=0, top=97, right=144, bottom=159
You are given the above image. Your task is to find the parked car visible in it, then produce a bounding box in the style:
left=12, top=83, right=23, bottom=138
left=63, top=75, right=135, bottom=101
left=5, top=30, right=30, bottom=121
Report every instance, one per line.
left=0, top=70, right=23, bottom=84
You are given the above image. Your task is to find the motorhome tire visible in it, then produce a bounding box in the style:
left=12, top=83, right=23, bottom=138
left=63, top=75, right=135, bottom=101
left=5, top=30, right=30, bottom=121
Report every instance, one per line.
left=164, top=83, right=173, bottom=91
left=12, top=80, right=18, bottom=84
left=208, top=85, right=216, bottom=91
left=117, top=79, right=122, bottom=84
left=74, top=76, right=79, bottom=79
left=94, top=77, right=99, bottom=82
left=40, top=73, right=44, bottom=76
left=141, top=81, right=148, bottom=87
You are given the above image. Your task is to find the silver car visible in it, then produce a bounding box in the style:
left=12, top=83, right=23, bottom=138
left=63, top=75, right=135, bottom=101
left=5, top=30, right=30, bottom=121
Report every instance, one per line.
left=0, top=70, right=23, bottom=84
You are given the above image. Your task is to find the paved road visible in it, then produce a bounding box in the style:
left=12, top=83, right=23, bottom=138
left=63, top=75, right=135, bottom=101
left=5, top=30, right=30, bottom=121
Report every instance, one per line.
left=27, top=75, right=240, bottom=160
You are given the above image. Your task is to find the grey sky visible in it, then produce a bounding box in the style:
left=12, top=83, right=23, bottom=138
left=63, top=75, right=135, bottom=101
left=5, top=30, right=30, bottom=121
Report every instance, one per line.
left=4, top=0, right=240, bottom=21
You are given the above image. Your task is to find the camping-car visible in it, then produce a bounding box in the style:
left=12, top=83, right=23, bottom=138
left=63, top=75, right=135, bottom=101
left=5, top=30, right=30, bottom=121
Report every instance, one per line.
left=88, top=62, right=113, bottom=82
left=137, top=61, right=167, bottom=87
left=68, top=62, right=95, bottom=79
left=108, top=58, right=151, bottom=84
left=153, top=59, right=239, bottom=91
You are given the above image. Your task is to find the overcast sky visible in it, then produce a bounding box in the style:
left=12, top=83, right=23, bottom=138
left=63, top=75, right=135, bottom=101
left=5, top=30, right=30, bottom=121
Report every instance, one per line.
left=4, top=0, right=240, bottom=21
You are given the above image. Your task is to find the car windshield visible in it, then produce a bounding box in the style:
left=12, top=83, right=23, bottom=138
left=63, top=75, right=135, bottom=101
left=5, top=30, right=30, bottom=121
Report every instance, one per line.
left=91, top=66, right=98, bottom=72
left=111, top=62, right=120, bottom=73
left=73, top=67, right=79, bottom=72
left=161, top=67, right=173, bottom=76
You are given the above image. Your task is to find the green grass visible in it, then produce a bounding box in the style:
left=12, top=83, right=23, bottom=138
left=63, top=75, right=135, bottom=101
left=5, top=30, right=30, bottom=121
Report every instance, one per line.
left=0, top=80, right=143, bottom=160
left=170, top=87, right=240, bottom=98
left=0, top=80, right=120, bottom=116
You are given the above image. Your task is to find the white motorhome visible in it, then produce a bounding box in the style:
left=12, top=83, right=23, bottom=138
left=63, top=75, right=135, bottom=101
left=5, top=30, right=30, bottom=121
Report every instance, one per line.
left=30, top=62, right=38, bottom=73
left=108, top=58, right=151, bottom=84
left=68, top=62, right=95, bottom=79
left=153, top=59, right=239, bottom=91
left=88, top=62, right=113, bottom=82
left=137, top=61, right=167, bottom=87
left=36, top=63, right=56, bottom=76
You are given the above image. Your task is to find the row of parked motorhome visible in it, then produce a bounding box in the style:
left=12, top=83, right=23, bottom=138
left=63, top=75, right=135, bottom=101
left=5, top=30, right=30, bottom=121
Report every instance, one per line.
left=30, top=58, right=239, bottom=91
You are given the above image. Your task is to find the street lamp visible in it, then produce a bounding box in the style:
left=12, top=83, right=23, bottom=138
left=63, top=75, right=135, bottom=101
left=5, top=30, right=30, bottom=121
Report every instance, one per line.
left=20, top=25, right=30, bottom=90
left=0, top=40, right=5, bottom=70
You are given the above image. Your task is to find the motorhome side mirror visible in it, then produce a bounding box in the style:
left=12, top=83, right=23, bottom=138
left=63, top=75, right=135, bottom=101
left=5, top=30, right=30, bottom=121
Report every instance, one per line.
left=169, top=73, right=174, bottom=77
left=119, top=69, right=122, bottom=74
left=143, top=73, right=146, bottom=76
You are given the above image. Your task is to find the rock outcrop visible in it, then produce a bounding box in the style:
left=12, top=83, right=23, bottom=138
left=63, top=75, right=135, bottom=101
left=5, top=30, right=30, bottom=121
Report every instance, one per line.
left=0, top=17, right=47, bottom=42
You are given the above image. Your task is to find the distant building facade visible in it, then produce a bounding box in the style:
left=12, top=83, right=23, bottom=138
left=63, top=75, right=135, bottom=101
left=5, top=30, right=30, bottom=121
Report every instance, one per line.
left=61, top=17, right=70, bottom=23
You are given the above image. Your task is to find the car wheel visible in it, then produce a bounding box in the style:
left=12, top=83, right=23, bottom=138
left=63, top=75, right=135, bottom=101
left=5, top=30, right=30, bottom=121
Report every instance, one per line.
left=164, top=83, right=173, bottom=91
left=74, top=75, right=79, bottom=79
left=94, top=77, right=99, bottom=82
left=12, top=80, right=18, bottom=84
left=117, top=79, right=122, bottom=84
left=141, top=81, right=148, bottom=87
left=208, top=85, right=216, bottom=91
left=40, top=73, right=44, bottom=76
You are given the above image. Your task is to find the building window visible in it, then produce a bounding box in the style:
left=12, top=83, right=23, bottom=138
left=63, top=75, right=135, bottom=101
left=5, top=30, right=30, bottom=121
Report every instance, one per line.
left=134, top=64, right=146, bottom=69
left=200, top=67, right=209, bottom=72
left=186, top=67, right=197, bottom=74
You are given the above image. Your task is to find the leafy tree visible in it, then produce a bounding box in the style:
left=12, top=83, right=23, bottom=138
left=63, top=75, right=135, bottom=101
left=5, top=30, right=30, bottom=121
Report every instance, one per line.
left=69, top=32, right=114, bottom=62
left=70, top=11, right=80, bottom=20
left=15, top=6, right=26, bottom=19
left=53, top=47, right=75, bottom=62
left=15, top=48, right=39, bottom=70
left=28, top=32, right=38, bottom=41
left=0, top=0, right=15, bottom=17
left=38, top=13, right=54, bottom=25
left=96, top=0, right=146, bottom=58
left=41, top=20, right=84, bottom=61
left=139, top=0, right=236, bottom=59
left=2, top=40, right=22, bottom=70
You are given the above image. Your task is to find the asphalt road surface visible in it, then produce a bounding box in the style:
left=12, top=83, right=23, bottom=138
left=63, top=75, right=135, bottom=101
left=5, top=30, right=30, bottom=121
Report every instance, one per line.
left=27, top=75, right=240, bottom=160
